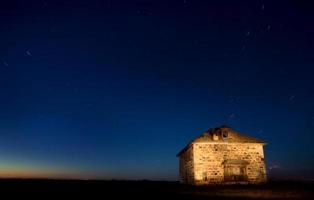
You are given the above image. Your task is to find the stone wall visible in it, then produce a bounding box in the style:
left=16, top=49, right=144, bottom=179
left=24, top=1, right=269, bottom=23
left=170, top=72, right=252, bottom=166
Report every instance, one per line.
left=179, top=146, right=194, bottom=184
left=193, top=143, right=267, bottom=185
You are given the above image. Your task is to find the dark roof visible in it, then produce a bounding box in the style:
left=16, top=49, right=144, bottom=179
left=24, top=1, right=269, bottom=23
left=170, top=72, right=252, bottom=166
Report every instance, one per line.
left=176, top=125, right=266, bottom=157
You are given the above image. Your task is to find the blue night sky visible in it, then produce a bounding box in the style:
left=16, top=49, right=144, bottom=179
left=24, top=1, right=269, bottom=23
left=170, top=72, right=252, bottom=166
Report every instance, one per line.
left=0, top=0, right=313, bottom=180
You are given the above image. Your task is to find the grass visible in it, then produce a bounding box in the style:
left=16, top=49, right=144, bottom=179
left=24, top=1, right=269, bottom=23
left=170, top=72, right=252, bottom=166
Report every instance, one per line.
left=0, top=179, right=313, bottom=199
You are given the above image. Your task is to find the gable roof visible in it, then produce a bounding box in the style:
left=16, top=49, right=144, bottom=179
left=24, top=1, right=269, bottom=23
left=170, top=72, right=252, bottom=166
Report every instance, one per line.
left=176, top=125, right=266, bottom=157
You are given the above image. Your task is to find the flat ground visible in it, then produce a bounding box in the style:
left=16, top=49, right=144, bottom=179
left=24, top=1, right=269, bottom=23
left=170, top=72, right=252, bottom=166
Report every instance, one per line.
left=0, top=179, right=313, bottom=199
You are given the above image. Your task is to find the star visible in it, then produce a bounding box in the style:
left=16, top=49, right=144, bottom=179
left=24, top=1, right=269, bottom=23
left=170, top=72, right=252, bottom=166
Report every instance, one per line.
left=26, top=50, right=32, bottom=56
left=267, top=25, right=271, bottom=31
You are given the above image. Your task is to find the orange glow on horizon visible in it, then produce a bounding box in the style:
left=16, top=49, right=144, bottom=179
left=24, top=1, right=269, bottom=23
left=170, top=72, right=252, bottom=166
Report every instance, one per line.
left=0, top=164, right=97, bottom=180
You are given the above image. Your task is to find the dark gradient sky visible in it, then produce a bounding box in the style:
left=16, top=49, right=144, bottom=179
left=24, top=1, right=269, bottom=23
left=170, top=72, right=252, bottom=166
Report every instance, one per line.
left=0, top=0, right=314, bottom=180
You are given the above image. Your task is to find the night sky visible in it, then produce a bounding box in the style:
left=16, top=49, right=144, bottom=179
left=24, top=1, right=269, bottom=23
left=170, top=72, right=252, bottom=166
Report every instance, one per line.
left=0, top=0, right=314, bottom=180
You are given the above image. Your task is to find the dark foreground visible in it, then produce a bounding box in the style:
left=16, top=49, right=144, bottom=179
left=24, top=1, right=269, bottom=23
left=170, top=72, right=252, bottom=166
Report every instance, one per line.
left=0, top=179, right=313, bottom=199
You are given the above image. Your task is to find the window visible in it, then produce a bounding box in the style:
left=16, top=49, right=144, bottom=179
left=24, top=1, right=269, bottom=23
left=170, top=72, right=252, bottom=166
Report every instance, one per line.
left=213, top=134, right=219, bottom=141
left=222, top=131, right=228, bottom=139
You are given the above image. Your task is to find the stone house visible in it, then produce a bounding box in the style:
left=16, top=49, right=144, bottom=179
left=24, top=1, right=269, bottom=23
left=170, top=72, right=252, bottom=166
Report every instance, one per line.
left=177, top=125, right=267, bottom=185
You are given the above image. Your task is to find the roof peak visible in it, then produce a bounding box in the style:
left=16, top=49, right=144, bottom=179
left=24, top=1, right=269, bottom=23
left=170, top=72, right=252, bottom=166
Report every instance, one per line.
left=177, top=125, right=266, bottom=157
left=220, top=124, right=231, bottom=128
left=207, top=125, right=232, bottom=133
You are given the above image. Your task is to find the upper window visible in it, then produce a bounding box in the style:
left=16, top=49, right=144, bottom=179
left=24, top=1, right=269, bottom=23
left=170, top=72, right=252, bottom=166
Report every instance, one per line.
left=222, top=131, right=228, bottom=139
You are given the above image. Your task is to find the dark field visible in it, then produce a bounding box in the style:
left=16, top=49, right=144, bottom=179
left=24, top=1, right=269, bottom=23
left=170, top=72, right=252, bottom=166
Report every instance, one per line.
left=0, top=179, right=313, bottom=199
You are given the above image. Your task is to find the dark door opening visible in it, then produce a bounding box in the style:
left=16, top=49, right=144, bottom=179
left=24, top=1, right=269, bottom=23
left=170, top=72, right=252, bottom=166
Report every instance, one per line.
left=223, top=160, right=248, bottom=182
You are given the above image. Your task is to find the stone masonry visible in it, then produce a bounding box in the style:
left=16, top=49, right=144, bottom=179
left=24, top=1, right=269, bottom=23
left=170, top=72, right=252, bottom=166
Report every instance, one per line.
left=177, top=125, right=267, bottom=185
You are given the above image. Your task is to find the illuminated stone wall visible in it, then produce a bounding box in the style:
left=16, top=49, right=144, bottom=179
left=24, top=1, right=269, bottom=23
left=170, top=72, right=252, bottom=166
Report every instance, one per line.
left=179, top=146, right=194, bottom=184
left=192, top=143, right=267, bottom=185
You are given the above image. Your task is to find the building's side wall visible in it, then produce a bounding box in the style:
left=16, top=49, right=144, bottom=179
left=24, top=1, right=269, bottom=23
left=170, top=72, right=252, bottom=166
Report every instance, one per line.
left=193, top=143, right=267, bottom=185
left=179, top=146, right=194, bottom=184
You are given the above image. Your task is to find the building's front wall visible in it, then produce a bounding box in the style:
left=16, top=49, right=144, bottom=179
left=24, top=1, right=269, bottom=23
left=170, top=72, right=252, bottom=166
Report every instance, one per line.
left=179, top=146, right=194, bottom=184
left=193, top=142, right=267, bottom=185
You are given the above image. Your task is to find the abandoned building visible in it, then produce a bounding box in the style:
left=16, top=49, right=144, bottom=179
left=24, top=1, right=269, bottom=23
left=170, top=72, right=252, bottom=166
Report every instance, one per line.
left=177, top=125, right=267, bottom=185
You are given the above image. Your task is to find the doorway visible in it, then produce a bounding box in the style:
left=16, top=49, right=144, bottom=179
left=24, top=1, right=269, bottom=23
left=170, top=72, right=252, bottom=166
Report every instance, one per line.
left=223, top=160, right=248, bottom=182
